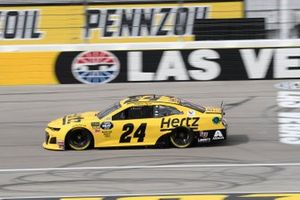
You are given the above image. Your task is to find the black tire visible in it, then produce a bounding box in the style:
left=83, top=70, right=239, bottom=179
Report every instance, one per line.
left=66, top=129, right=93, bottom=150
left=170, top=127, right=194, bottom=148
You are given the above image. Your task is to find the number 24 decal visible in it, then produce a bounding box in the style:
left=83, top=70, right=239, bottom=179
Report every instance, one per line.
left=120, top=123, right=146, bottom=143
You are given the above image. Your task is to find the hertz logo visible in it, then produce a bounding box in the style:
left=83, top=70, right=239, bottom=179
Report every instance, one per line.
left=84, top=6, right=209, bottom=39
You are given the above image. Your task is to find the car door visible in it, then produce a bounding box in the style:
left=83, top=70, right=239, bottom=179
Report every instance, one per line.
left=102, top=105, right=161, bottom=147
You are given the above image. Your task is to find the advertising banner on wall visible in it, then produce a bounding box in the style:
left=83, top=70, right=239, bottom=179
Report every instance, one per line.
left=1, top=46, right=300, bottom=85
left=0, top=0, right=244, bottom=45
left=54, top=48, right=300, bottom=84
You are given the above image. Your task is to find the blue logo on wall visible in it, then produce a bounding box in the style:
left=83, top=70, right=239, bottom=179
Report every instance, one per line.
left=71, top=51, right=120, bottom=84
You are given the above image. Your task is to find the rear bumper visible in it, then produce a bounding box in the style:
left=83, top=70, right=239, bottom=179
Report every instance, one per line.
left=197, top=129, right=227, bottom=143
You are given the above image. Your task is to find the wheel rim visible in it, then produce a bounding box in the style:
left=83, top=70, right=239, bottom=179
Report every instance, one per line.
left=170, top=130, right=192, bottom=148
left=68, top=130, right=91, bottom=150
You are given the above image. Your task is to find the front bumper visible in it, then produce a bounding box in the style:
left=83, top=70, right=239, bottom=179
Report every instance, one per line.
left=43, top=142, right=64, bottom=150
left=43, top=129, right=65, bottom=150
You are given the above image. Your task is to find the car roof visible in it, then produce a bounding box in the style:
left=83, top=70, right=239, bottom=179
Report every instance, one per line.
left=120, top=94, right=181, bottom=106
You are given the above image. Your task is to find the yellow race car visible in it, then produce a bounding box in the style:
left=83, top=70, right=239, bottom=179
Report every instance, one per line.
left=43, top=95, right=227, bottom=150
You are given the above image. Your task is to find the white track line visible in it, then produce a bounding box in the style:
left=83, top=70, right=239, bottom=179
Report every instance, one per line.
left=3, top=190, right=300, bottom=199
left=1, top=163, right=300, bottom=173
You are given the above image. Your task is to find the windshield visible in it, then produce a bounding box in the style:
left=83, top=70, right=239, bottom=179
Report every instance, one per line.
left=97, top=103, right=120, bottom=119
left=180, top=99, right=206, bottom=113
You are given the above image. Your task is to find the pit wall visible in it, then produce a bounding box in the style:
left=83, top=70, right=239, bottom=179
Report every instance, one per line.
left=0, top=40, right=300, bottom=86
left=0, top=0, right=272, bottom=86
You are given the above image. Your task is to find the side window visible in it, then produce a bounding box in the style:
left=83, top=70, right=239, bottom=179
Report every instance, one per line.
left=154, top=105, right=181, bottom=117
left=112, top=106, right=154, bottom=120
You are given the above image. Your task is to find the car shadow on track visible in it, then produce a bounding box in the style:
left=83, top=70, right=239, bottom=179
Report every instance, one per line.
left=84, top=135, right=250, bottom=151
left=196, top=134, right=249, bottom=148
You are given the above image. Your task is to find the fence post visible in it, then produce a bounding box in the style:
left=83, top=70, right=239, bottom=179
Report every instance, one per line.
left=280, top=0, right=290, bottom=39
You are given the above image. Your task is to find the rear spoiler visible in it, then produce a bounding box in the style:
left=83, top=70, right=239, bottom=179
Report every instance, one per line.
left=221, top=101, right=225, bottom=116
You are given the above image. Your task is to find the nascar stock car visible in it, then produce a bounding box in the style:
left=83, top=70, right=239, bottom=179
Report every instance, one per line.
left=43, top=95, right=227, bottom=150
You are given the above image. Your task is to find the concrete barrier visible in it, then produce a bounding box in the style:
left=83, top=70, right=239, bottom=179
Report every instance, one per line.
left=1, top=40, right=300, bottom=85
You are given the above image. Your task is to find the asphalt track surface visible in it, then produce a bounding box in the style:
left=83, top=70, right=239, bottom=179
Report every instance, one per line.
left=0, top=80, right=300, bottom=199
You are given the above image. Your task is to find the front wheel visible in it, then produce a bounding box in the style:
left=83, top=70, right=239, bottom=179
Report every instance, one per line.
left=66, top=129, right=93, bottom=150
left=170, top=128, right=194, bottom=148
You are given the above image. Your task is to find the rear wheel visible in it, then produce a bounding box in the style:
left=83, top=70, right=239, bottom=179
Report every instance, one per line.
left=66, top=129, right=93, bottom=150
left=170, top=128, right=194, bottom=148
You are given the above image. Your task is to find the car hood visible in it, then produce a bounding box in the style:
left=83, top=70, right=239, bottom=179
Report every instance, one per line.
left=48, top=111, right=98, bottom=128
